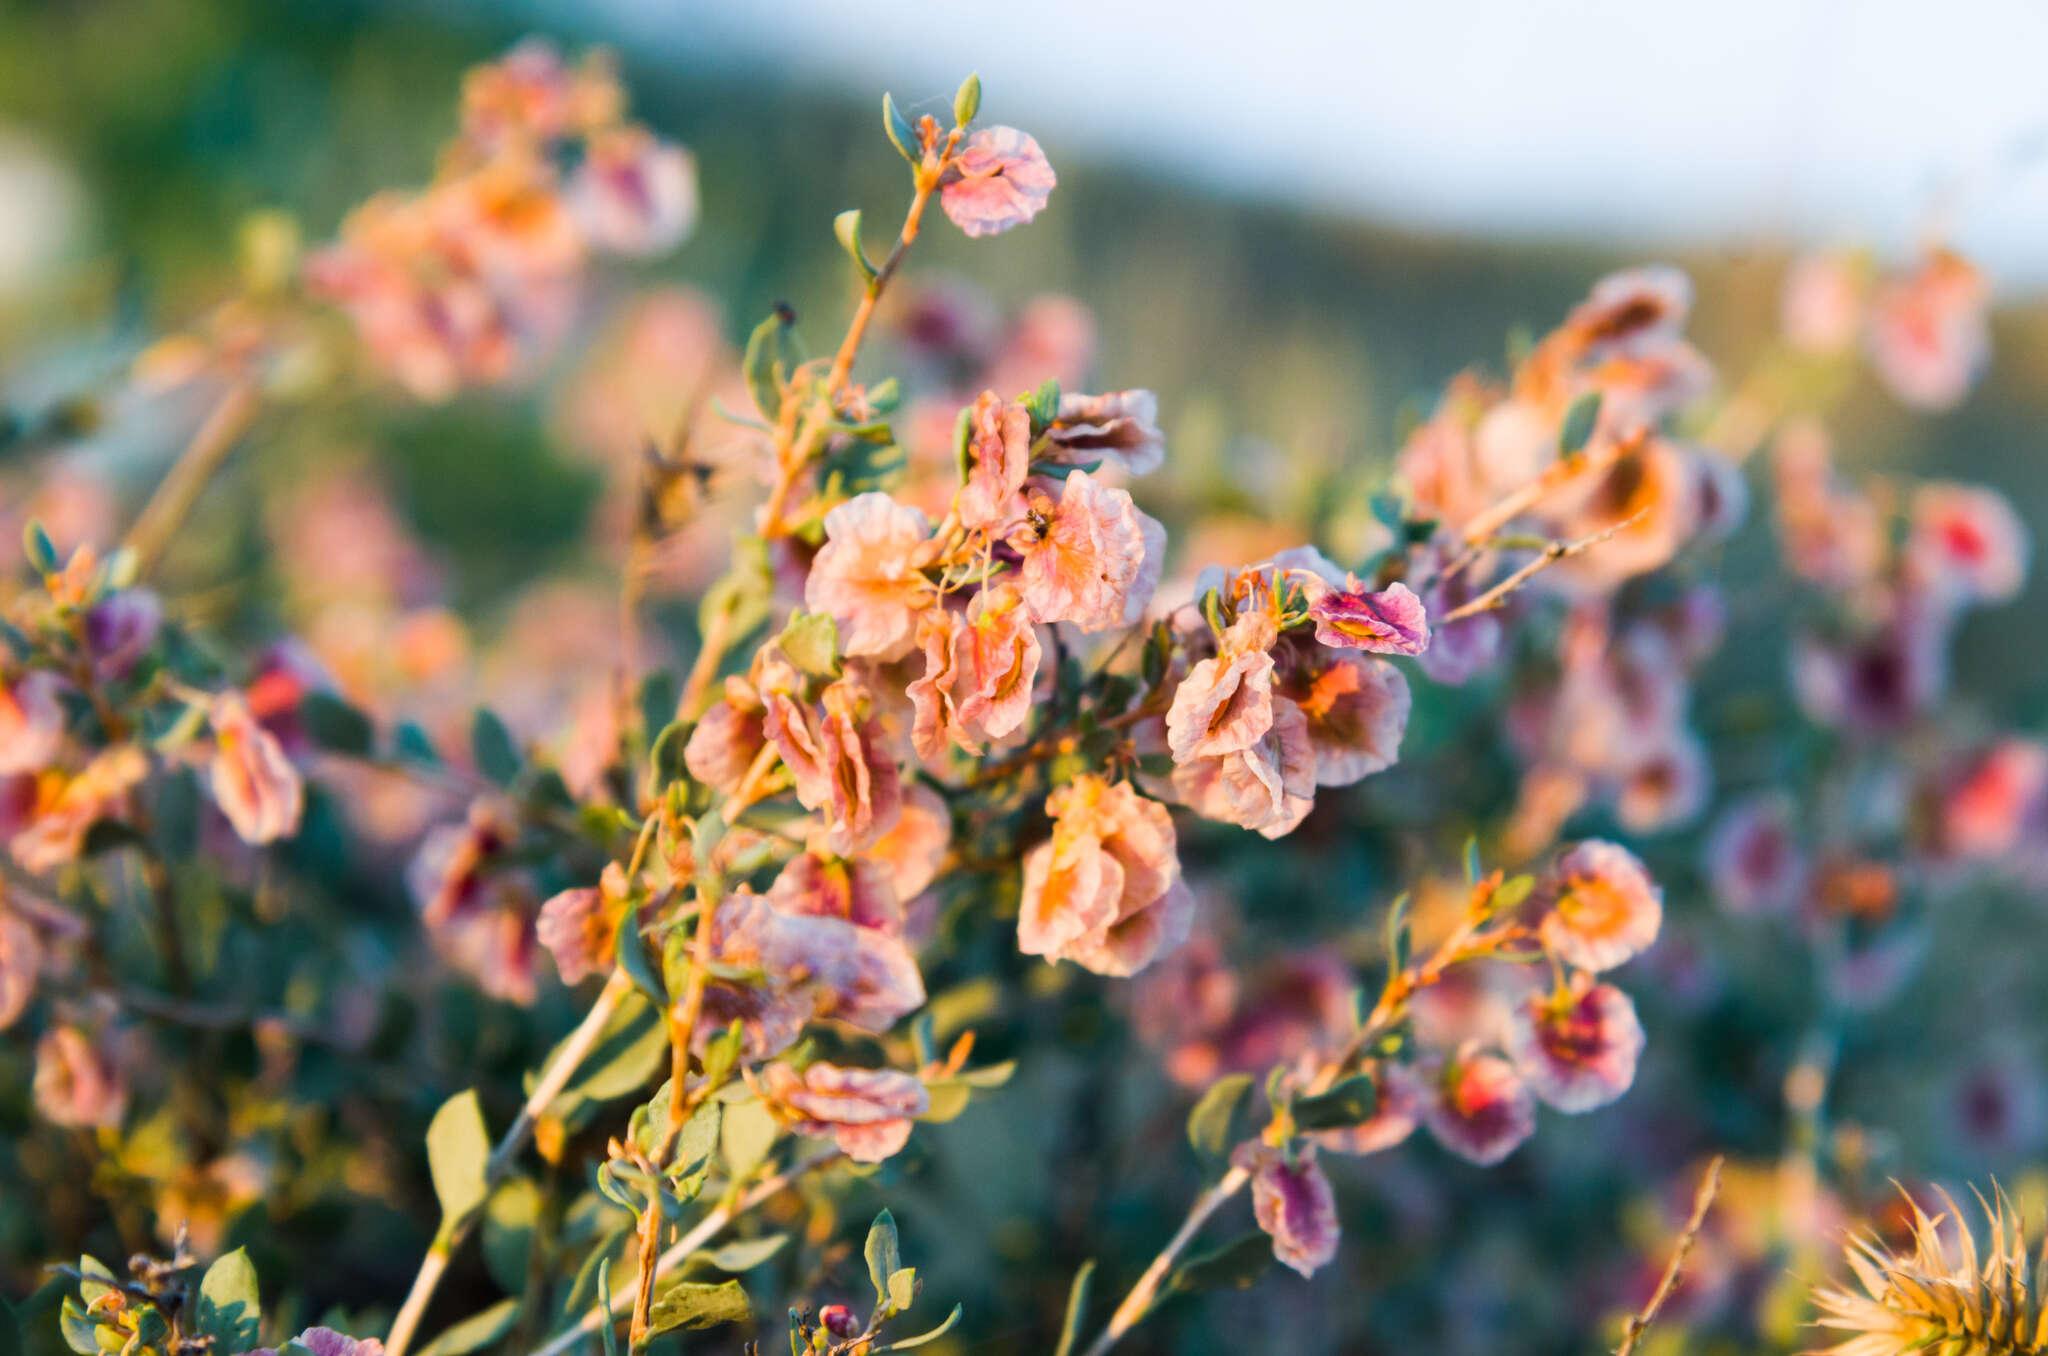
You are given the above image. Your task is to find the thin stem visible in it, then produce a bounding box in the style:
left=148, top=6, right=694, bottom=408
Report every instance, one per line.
left=823, top=131, right=959, bottom=399
left=1439, top=507, right=1652, bottom=625
left=1614, top=1156, right=1724, bottom=1356
left=1077, top=1163, right=1253, bottom=1356
left=385, top=968, right=636, bottom=1356
left=531, top=1146, right=841, bottom=1356
left=123, top=380, right=260, bottom=576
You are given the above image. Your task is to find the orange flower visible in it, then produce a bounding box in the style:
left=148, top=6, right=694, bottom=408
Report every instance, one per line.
left=1536, top=839, right=1662, bottom=973
left=1018, top=776, right=1187, bottom=975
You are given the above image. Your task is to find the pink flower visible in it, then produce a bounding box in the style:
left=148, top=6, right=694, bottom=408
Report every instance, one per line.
left=1507, top=977, right=1644, bottom=1113
left=208, top=693, right=304, bottom=845
left=1907, top=482, right=2029, bottom=605
left=1781, top=252, right=1864, bottom=354
left=940, top=126, right=1056, bottom=238
left=768, top=851, right=903, bottom=933
left=1791, top=612, right=1948, bottom=734
left=84, top=590, right=162, bottom=681
left=1939, top=739, right=2048, bottom=860
left=1535, top=839, right=1662, bottom=973
left=407, top=801, right=540, bottom=1005
left=1866, top=248, right=1990, bottom=411
left=0, top=671, right=67, bottom=775
left=1165, top=611, right=1278, bottom=763
left=867, top=783, right=950, bottom=902
left=765, top=675, right=903, bottom=856
left=0, top=906, right=41, bottom=1030
left=255, top=1329, right=388, bottom=1356
left=1171, top=696, right=1318, bottom=839
left=34, top=1025, right=126, bottom=1128
left=1282, top=652, right=1410, bottom=787
left=1420, top=1048, right=1535, bottom=1165
left=1613, top=730, right=1710, bottom=835
left=1704, top=794, right=1806, bottom=916
left=1565, top=266, right=1693, bottom=362
left=1044, top=389, right=1165, bottom=477
left=760, top=1061, right=928, bottom=1163
left=1414, top=553, right=1503, bottom=687
left=570, top=125, right=697, bottom=258
left=694, top=890, right=924, bottom=1056
left=536, top=861, right=628, bottom=983
left=1232, top=1141, right=1340, bottom=1278
left=1309, top=580, right=1430, bottom=656
left=1018, top=776, right=1187, bottom=975
left=805, top=493, right=933, bottom=661
left=683, top=680, right=767, bottom=794
left=1013, top=471, right=1159, bottom=631
left=957, top=390, right=1031, bottom=532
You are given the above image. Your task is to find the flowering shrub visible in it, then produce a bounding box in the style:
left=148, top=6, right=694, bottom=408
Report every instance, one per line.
left=1, top=34, right=2043, bottom=1356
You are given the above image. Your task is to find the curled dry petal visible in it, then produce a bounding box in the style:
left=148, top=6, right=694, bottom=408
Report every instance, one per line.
left=760, top=1060, right=929, bottom=1163
left=209, top=693, right=305, bottom=845
left=1045, top=389, right=1165, bottom=477
left=34, top=1025, right=127, bottom=1129
left=1018, top=775, right=1186, bottom=975
left=1015, top=470, right=1159, bottom=631
left=1165, top=610, right=1278, bottom=763
left=1309, top=580, right=1430, bottom=656
left=958, top=390, right=1031, bottom=532
left=804, top=492, right=932, bottom=661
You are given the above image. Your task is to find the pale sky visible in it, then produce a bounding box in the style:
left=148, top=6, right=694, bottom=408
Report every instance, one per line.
left=573, top=0, right=2048, bottom=289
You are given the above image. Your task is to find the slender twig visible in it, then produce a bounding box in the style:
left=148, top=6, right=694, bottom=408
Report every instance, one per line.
left=1077, top=1164, right=1253, bottom=1356
left=1455, top=426, right=1648, bottom=549
left=1439, top=507, right=1653, bottom=625
left=531, top=1146, right=841, bottom=1356
left=1614, top=1155, right=1725, bottom=1356
left=385, top=968, right=636, bottom=1356
left=122, top=380, right=260, bottom=576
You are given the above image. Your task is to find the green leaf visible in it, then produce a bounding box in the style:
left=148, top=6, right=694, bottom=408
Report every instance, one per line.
left=1186, top=1073, right=1253, bottom=1163
left=470, top=709, right=521, bottom=786
left=597, top=1259, right=619, bottom=1356
left=1023, top=378, right=1060, bottom=432
left=615, top=911, right=665, bottom=1005
left=22, top=520, right=57, bottom=573
left=1462, top=835, right=1483, bottom=885
left=917, top=1080, right=972, bottom=1124
left=482, top=1177, right=541, bottom=1294
left=952, top=72, right=982, bottom=125
left=1384, top=890, right=1412, bottom=976
left=426, top=1089, right=491, bottom=1224
left=692, top=1234, right=788, bottom=1273
left=887, top=1266, right=917, bottom=1312
left=195, top=1247, right=261, bottom=1354
left=877, top=1304, right=961, bottom=1352
left=647, top=719, right=690, bottom=791
left=395, top=720, right=441, bottom=765
left=1489, top=873, right=1536, bottom=916
left=719, top=1096, right=780, bottom=1180
left=300, top=691, right=374, bottom=756
left=882, top=92, right=918, bottom=162
left=644, top=1278, right=750, bottom=1337
left=1167, top=1233, right=1274, bottom=1294
left=865, top=1210, right=902, bottom=1305
left=834, top=210, right=876, bottom=283
left=1559, top=390, right=1602, bottom=455
left=637, top=669, right=677, bottom=739
left=743, top=308, right=792, bottom=422
left=57, top=1298, right=95, bottom=1356
left=674, top=1098, right=723, bottom=1179
left=416, top=1299, right=519, bottom=1356
left=1291, top=1075, right=1378, bottom=1131
left=1053, top=1260, right=1094, bottom=1356
left=560, top=992, right=667, bottom=1106
left=775, top=610, right=840, bottom=678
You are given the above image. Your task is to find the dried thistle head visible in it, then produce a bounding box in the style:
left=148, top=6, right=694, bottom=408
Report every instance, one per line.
left=1813, top=1185, right=2048, bottom=1356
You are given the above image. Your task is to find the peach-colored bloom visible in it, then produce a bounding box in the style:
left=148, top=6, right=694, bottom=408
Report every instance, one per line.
left=1613, top=729, right=1710, bottom=834
left=693, top=890, right=924, bottom=1056
left=940, top=127, right=1055, bottom=238
left=459, top=38, right=615, bottom=149
left=1564, top=265, right=1692, bottom=362
left=1165, top=610, right=1278, bottom=763
left=684, top=678, right=768, bottom=795
left=1232, top=1141, right=1340, bottom=1277
left=805, top=492, right=933, bottom=661
left=253, top=1329, right=388, bottom=1356
left=1283, top=652, right=1410, bottom=787
left=769, top=679, right=903, bottom=856
left=0, top=671, right=66, bottom=775
left=909, top=585, right=1041, bottom=761
left=34, top=1024, right=126, bottom=1128
left=1014, top=471, right=1159, bottom=631
left=1309, top=580, right=1430, bottom=656
left=1772, top=420, right=1885, bottom=591
left=957, top=390, right=1031, bottom=532
left=0, top=906, right=41, bottom=1030
left=1536, top=839, right=1662, bottom=973
left=1171, top=695, right=1318, bottom=839
left=867, top=782, right=950, bottom=902
left=760, top=1061, right=928, bottom=1163
left=208, top=692, right=304, bottom=845
left=570, top=125, right=697, bottom=258
left=536, top=861, right=629, bottom=983
left=11, top=746, right=148, bottom=873
left=1507, top=977, right=1644, bottom=1113
left=1420, top=1048, right=1535, bottom=1165
left=1045, top=389, right=1165, bottom=477
left=1906, top=481, right=2029, bottom=604
left=1704, top=793, right=1806, bottom=916
left=1866, top=248, right=1990, bottom=411
left=1018, top=775, right=1186, bottom=975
